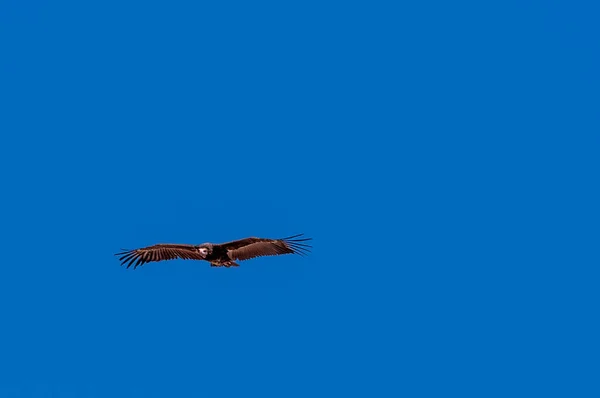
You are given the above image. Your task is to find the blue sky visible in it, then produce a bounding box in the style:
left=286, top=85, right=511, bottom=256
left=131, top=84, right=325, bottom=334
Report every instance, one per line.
left=1, top=1, right=598, bottom=397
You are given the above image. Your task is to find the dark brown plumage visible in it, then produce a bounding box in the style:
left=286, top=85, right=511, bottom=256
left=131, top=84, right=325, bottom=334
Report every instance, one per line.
left=115, top=234, right=311, bottom=269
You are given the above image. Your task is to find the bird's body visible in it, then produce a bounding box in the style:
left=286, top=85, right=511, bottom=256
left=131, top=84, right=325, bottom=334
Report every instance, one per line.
left=115, top=234, right=311, bottom=269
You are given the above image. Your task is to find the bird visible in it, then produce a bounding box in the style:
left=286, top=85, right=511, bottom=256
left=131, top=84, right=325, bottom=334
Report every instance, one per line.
left=115, top=234, right=311, bottom=269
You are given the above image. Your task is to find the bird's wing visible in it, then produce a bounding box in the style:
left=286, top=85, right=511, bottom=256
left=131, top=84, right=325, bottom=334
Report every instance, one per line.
left=221, top=234, right=312, bottom=261
left=115, top=244, right=204, bottom=269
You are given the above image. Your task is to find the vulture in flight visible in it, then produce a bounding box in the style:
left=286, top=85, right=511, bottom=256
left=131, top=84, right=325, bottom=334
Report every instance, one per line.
left=115, top=234, right=311, bottom=269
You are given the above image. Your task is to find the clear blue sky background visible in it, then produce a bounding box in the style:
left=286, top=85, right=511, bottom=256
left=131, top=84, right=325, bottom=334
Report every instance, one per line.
left=1, top=1, right=598, bottom=397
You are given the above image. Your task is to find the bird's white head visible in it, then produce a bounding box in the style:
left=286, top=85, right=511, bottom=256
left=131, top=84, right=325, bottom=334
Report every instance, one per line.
left=197, top=244, right=212, bottom=258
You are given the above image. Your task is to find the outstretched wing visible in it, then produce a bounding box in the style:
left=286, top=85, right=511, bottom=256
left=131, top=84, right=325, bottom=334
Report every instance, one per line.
left=221, top=234, right=312, bottom=261
left=115, top=244, right=204, bottom=269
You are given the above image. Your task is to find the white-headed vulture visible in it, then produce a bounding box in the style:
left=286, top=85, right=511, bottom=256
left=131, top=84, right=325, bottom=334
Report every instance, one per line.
left=115, top=234, right=311, bottom=269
